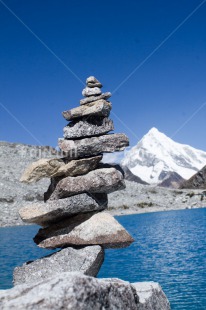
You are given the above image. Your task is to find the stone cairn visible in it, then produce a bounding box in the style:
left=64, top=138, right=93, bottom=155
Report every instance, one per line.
left=14, top=76, right=134, bottom=286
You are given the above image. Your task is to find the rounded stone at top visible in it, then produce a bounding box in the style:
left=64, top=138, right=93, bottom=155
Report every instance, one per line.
left=86, top=76, right=102, bottom=88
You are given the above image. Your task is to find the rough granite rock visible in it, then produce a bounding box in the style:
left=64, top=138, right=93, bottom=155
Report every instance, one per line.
left=20, top=155, right=102, bottom=183
left=45, top=167, right=125, bottom=200
left=13, top=246, right=104, bottom=286
left=82, top=86, right=101, bottom=97
left=19, top=193, right=108, bottom=226
left=58, top=133, right=129, bottom=159
left=34, top=211, right=134, bottom=249
left=0, top=272, right=171, bottom=310
left=63, top=117, right=114, bottom=139
left=80, top=92, right=111, bottom=105
left=86, top=76, right=102, bottom=88
left=62, top=99, right=111, bottom=121
left=132, top=282, right=171, bottom=310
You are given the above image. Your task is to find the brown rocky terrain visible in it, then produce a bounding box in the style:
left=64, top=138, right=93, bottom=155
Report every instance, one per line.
left=180, top=165, right=206, bottom=189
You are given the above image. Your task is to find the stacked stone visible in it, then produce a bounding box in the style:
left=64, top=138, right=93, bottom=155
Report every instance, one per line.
left=14, top=76, right=134, bottom=286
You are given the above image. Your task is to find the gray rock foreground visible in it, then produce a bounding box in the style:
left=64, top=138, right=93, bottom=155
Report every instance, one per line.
left=13, top=246, right=104, bottom=286
left=0, top=272, right=170, bottom=310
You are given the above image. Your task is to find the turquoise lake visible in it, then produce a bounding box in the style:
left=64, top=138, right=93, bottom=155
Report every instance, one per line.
left=0, top=208, right=205, bottom=310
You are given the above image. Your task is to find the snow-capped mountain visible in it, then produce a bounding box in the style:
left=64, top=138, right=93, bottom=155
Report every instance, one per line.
left=122, top=127, right=206, bottom=185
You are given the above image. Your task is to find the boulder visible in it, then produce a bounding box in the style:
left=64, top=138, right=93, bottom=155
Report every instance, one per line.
left=82, top=86, right=101, bottom=97
left=20, top=155, right=102, bottom=183
left=62, top=99, right=111, bottom=121
left=86, top=76, right=102, bottom=88
left=80, top=92, right=111, bottom=105
left=13, top=246, right=104, bottom=286
left=58, top=133, right=129, bottom=159
left=0, top=272, right=171, bottom=310
left=132, top=282, right=171, bottom=310
left=63, top=117, right=114, bottom=139
left=44, top=167, right=125, bottom=200
left=19, top=193, right=108, bottom=226
left=34, top=211, right=134, bottom=249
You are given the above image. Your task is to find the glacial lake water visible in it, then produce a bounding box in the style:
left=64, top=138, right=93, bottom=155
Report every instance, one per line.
left=0, top=208, right=205, bottom=310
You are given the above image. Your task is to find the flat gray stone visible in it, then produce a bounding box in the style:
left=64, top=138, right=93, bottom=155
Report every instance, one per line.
left=86, top=76, right=102, bottom=88
left=58, top=133, right=129, bottom=159
left=82, top=86, right=101, bottom=97
left=19, top=193, right=108, bottom=226
left=62, top=99, right=111, bottom=121
left=80, top=92, right=111, bottom=105
left=20, top=155, right=102, bottom=184
left=0, top=272, right=140, bottom=310
left=13, top=246, right=104, bottom=286
left=44, top=167, right=125, bottom=201
left=63, top=117, right=114, bottom=139
left=34, top=212, right=134, bottom=249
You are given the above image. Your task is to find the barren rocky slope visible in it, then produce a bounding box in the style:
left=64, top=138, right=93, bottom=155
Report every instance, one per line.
left=108, top=180, right=206, bottom=216
left=0, top=141, right=205, bottom=227
left=0, top=141, right=59, bottom=227
left=180, top=165, right=206, bottom=189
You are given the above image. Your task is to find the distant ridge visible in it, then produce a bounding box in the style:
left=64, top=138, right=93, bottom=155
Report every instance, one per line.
left=159, top=172, right=185, bottom=188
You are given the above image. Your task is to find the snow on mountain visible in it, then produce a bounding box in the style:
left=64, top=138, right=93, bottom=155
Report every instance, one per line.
left=122, top=127, right=206, bottom=184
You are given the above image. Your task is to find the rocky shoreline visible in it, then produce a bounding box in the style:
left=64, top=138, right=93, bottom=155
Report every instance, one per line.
left=108, top=180, right=206, bottom=216
left=0, top=180, right=206, bottom=227
left=0, top=180, right=205, bottom=228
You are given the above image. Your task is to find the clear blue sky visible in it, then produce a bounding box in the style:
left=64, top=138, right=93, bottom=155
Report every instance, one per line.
left=0, top=0, right=206, bottom=150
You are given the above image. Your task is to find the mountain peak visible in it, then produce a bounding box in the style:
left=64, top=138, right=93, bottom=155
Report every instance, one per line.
left=148, top=127, right=159, bottom=134
left=145, top=127, right=168, bottom=140
left=122, top=129, right=206, bottom=184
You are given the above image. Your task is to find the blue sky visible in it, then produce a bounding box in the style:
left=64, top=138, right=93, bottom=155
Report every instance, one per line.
left=0, top=0, right=206, bottom=151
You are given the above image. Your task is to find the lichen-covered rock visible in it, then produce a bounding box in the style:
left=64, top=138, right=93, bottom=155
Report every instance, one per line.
left=45, top=167, right=125, bottom=200
left=63, top=117, right=114, bottom=139
left=80, top=92, right=111, bottom=105
left=0, top=272, right=171, bottom=310
left=62, top=99, right=111, bottom=121
left=19, top=193, right=108, bottom=226
left=20, top=155, right=102, bottom=183
left=82, top=86, right=101, bottom=97
left=13, top=246, right=104, bottom=286
left=34, top=212, right=134, bottom=249
left=58, top=133, right=129, bottom=159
